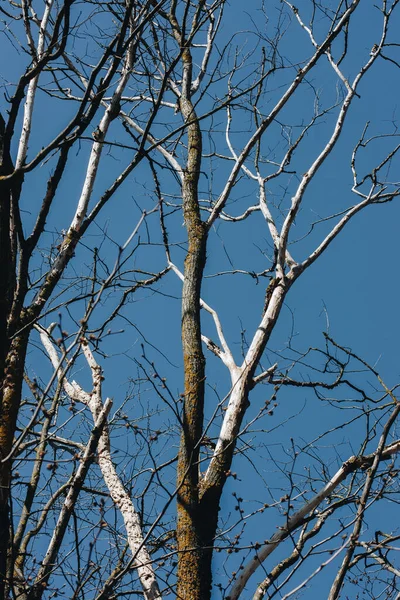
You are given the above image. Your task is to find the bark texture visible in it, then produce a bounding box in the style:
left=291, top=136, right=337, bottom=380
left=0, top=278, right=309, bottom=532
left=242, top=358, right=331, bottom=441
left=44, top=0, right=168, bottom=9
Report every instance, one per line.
left=0, top=112, right=21, bottom=599
left=176, top=38, right=209, bottom=599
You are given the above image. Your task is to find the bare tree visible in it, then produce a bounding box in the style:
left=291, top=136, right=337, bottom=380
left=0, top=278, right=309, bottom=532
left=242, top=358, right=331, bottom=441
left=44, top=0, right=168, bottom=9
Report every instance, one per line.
left=1, top=0, right=400, bottom=599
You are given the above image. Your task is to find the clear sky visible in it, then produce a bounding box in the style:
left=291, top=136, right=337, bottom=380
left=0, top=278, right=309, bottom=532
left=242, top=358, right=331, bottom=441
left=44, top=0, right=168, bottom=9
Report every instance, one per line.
left=1, top=0, right=400, bottom=597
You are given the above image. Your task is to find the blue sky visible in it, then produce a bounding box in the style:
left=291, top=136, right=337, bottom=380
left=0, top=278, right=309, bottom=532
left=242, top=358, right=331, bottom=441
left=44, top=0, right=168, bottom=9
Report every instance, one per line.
left=2, top=0, right=400, bottom=597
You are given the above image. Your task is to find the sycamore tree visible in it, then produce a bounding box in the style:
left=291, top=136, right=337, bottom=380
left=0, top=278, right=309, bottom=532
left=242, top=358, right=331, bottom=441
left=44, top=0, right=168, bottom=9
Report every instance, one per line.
left=1, top=0, right=400, bottom=599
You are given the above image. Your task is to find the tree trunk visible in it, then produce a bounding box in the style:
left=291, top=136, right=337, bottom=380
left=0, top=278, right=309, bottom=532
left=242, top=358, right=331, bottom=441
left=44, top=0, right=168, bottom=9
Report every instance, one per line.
left=0, top=332, right=29, bottom=598
left=0, top=112, right=18, bottom=598
left=176, top=42, right=210, bottom=599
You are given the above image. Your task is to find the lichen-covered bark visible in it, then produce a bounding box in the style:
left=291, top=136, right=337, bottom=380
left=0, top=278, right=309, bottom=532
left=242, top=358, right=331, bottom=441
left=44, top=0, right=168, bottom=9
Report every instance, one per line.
left=176, top=39, right=209, bottom=598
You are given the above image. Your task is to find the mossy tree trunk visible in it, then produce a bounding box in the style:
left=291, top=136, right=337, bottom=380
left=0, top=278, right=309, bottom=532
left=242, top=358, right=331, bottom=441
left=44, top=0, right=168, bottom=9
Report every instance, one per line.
left=176, top=92, right=209, bottom=600
left=172, top=4, right=211, bottom=593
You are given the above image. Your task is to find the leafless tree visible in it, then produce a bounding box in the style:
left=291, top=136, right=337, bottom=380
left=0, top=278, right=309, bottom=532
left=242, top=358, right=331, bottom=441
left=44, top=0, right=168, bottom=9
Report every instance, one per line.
left=1, top=0, right=400, bottom=599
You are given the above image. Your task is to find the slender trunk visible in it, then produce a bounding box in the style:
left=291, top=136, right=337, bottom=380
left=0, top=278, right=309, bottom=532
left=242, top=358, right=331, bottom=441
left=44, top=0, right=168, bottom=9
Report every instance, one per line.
left=0, top=332, right=29, bottom=598
left=176, top=42, right=210, bottom=599
left=0, top=112, right=19, bottom=598
left=0, top=113, right=16, bottom=377
left=176, top=216, right=207, bottom=598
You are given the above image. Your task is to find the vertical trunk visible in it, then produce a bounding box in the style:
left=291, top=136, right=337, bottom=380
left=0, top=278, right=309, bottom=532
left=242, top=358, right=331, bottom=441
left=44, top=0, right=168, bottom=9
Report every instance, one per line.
left=0, top=112, right=18, bottom=599
left=176, top=44, right=209, bottom=599
left=0, top=114, right=15, bottom=376
left=0, top=332, right=29, bottom=599
left=176, top=220, right=207, bottom=598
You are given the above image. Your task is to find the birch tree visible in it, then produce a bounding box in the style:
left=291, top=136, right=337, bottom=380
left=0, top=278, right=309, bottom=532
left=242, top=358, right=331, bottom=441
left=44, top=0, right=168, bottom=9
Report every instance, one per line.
left=1, top=1, right=400, bottom=599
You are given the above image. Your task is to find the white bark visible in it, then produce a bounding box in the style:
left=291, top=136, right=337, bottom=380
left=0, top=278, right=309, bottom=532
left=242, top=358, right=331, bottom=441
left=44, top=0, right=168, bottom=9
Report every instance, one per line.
left=202, top=0, right=394, bottom=493
left=203, top=281, right=287, bottom=483
left=69, top=41, right=135, bottom=233
left=277, top=50, right=378, bottom=271
left=121, top=112, right=184, bottom=182
left=191, top=11, right=217, bottom=93
left=227, top=441, right=400, bottom=600
left=16, top=0, right=54, bottom=170
left=206, top=0, right=362, bottom=229
left=39, top=329, right=162, bottom=600
left=81, top=342, right=162, bottom=600
left=169, top=261, right=238, bottom=373
left=258, top=179, right=296, bottom=267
